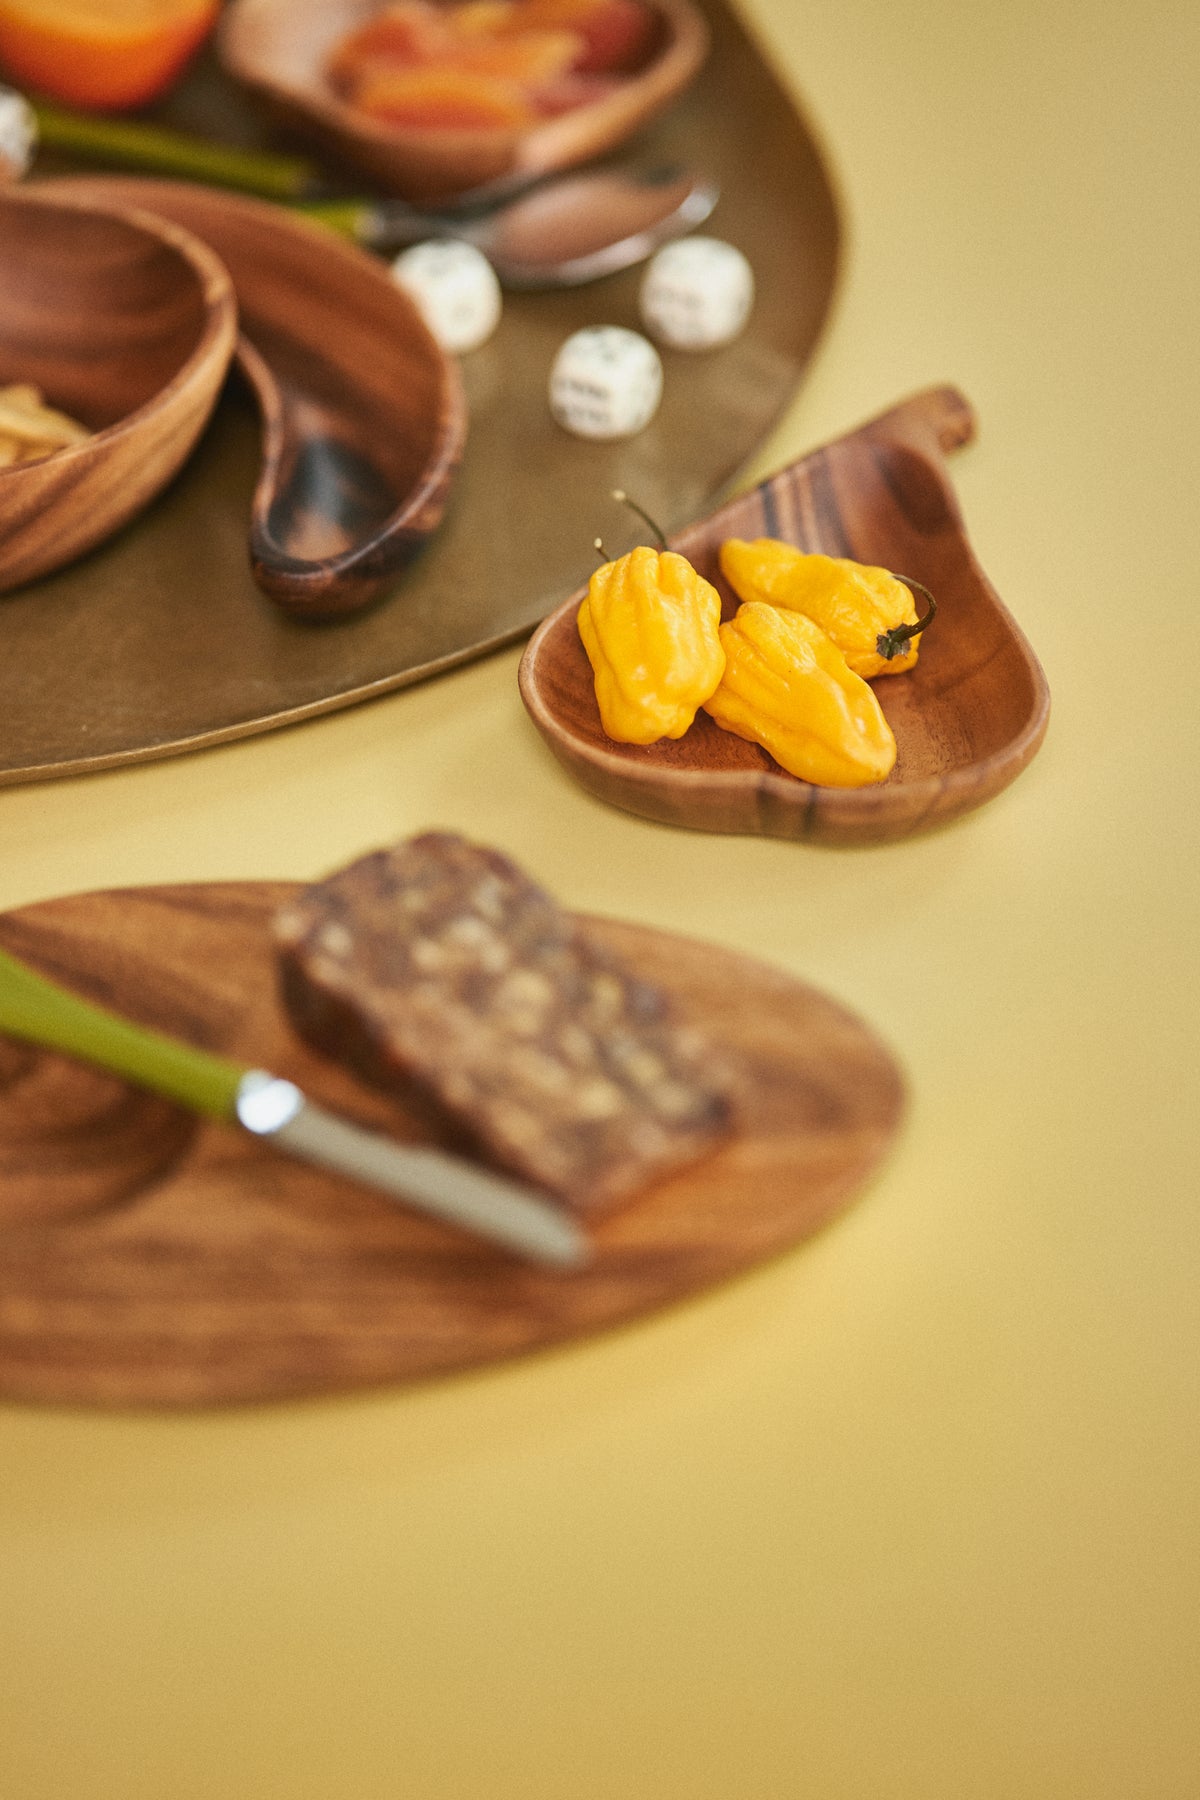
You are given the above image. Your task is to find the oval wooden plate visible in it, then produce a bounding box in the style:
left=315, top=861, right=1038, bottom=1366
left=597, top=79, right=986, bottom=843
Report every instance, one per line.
left=519, top=386, right=1051, bottom=845
left=0, top=881, right=902, bottom=1408
left=39, top=174, right=467, bottom=619
left=218, top=0, right=709, bottom=206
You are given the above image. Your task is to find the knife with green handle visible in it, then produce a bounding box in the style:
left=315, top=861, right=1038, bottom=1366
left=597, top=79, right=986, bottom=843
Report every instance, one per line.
left=0, top=946, right=588, bottom=1269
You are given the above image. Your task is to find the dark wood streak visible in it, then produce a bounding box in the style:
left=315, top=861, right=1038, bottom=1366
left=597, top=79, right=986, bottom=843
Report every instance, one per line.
left=805, top=450, right=856, bottom=557
left=0, top=880, right=902, bottom=1407
left=518, top=386, right=1051, bottom=846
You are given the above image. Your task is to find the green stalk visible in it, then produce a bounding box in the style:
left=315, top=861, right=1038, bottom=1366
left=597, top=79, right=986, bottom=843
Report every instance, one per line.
left=32, top=99, right=320, bottom=200
left=294, top=198, right=374, bottom=240
left=876, top=575, right=937, bottom=659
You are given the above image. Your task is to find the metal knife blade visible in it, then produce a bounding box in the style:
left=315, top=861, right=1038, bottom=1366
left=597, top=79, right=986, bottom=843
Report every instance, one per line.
left=0, top=946, right=588, bottom=1269
left=236, top=1071, right=586, bottom=1267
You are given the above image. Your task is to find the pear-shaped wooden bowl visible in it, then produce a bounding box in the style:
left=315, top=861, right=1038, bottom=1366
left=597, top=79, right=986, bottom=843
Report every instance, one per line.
left=519, top=387, right=1051, bottom=847
left=40, top=174, right=467, bottom=619
left=218, top=0, right=709, bottom=206
left=0, top=189, right=237, bottom=595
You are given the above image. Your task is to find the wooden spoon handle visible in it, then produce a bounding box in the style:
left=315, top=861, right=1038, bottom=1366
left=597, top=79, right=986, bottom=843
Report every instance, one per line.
left=0, top=948, right=244, bottom=1119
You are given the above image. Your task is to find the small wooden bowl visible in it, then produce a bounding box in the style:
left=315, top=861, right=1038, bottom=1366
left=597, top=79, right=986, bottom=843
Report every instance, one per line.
left=519, top=387, right=1051, bottom=847
left=218, top=0, right=710, bottom=206
left=0, top=190, right=237, bottom=595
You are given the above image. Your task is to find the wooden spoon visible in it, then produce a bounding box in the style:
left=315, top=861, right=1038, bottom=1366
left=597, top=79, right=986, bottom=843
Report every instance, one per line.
left=39, top=173, right=467, bottom=619
left=519, top=387, right=1051, bottom=846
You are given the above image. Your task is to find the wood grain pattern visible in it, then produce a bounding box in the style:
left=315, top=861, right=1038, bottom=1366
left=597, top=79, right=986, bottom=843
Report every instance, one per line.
left=0, top=189, right=236, bottom=593
left=519, top=386, right=1051, bottom=845
left=217, top=0, right=709, bottom=206
left=0, top=881, right=902, bottom=1407
left=39, top=175, right=467, bottom=618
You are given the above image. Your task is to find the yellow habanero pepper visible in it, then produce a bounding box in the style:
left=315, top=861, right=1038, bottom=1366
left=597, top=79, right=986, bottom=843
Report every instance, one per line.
left=578, top=544, right=725, bottom=744
left=702, top=601, right=897, bottom=787
left=719, top=538, right=934, bottom=679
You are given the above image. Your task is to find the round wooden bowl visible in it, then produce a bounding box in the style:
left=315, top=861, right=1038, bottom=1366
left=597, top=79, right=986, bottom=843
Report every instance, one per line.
left=217, top=0, right=709, bottom=206
left=0, top=190, right=237, bottom=595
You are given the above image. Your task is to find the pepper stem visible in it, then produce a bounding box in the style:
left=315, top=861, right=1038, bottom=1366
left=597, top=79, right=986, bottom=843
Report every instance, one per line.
left=611, top=489, right=668, bottom=550
left=876, top=575, right=937, bottom=659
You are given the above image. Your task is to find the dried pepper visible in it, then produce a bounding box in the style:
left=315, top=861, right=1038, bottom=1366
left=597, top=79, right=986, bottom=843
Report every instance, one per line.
left=702, top=600, right=897, bottom=787
left=719, top=538, right=934, bottom=679
left=577, top=542, right=725, bottom=744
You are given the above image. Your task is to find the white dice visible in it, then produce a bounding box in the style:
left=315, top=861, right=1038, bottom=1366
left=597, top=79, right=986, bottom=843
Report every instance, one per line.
left=0, top=86, right=36, bottom=181
left=639, top=236, right=755, bottom=351
left=390, top=239, right=502, bottom=354
left=548, top=325, right=663, bottom=440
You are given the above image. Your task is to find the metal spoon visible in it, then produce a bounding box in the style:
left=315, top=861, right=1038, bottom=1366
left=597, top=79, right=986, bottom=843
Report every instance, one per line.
left=17, top=91, right=718, bottom=288
left=303, top=166, right=720, bottom=287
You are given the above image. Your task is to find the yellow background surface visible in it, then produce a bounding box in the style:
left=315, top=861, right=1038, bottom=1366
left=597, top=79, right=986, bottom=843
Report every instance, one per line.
left=2, top=0, right=1198, bottom=1794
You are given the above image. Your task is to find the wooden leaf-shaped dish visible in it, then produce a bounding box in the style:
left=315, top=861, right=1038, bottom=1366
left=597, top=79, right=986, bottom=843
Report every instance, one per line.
left=217, top=0, right=709, bottom=206
left=39, top=174, right=467, bottom=619
left=519, top=386, right=1050, bottom=846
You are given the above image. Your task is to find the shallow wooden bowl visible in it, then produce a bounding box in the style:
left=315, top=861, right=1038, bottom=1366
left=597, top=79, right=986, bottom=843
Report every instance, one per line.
left=519, top=386, right=1051, bottom=847
left=218, top=0, right=709, bottom=206
left=0, top=190, right=237, bottom=595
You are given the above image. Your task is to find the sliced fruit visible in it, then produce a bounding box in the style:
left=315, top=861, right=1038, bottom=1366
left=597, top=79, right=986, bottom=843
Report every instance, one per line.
left=326, top=2, right=453, bottom=89
left=350, top=65, right=538, bottom=129
left=0, top=0, right=219, bottom=111
left=442, top=28, right=582, bottom=83
left=498, top=0, right=655, bottom=73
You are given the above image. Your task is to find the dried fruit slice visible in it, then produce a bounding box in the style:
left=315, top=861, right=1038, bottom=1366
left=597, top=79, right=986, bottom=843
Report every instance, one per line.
left=350, top=64, right=538, bottom=129
left=0, top=0, right=219, bottom=111
left=440, top=27, right=583, bottom=84
left=326, top=1, right=453, bottom=90
left=497, top=0, right=655, bottom=73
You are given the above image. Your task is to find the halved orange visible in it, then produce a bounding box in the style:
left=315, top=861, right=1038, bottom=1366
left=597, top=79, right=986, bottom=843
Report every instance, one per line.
left=0, top=0, right=220, bottom=112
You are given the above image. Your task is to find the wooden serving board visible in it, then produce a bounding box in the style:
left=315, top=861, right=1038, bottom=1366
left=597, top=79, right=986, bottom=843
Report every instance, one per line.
left=0, top=883, right=903, bottom=1407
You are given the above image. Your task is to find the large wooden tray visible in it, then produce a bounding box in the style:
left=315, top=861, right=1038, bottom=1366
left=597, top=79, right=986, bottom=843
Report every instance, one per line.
left=0, top=881, right=903, bottom=1407
left=0, top=0, right=840, bottom=786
